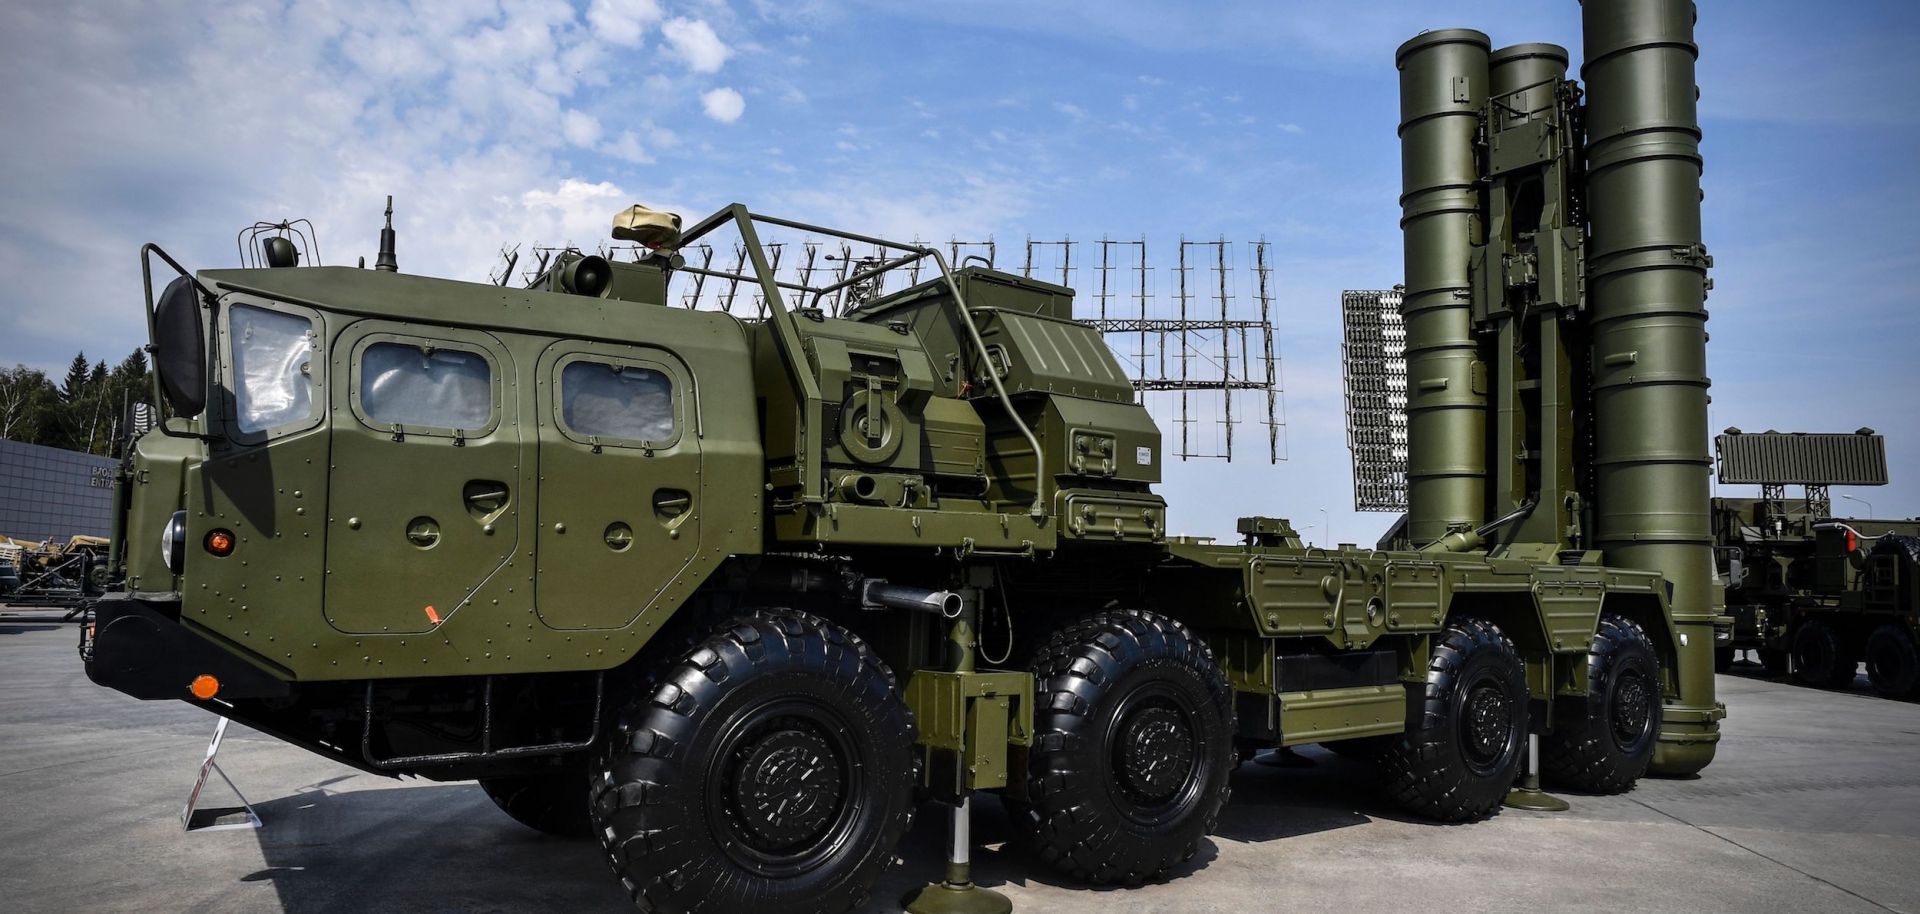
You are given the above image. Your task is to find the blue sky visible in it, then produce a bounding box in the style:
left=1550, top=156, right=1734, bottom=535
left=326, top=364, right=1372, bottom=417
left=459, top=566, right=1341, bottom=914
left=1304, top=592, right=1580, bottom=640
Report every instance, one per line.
left=2, top=0, right=1915, bottom=538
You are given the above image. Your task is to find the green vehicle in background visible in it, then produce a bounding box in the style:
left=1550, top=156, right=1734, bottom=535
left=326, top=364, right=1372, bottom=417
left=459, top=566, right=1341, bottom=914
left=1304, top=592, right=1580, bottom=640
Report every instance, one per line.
left=1710, top=429, right=1920, bottom=697
left=82, top=2, right=1728, bottom=912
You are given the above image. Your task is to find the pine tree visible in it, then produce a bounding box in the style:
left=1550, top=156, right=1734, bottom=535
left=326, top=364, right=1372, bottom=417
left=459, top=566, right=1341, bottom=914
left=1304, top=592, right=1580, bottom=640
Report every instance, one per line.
left=61, top=352, right=89, bottom=403
left=117, top=348, right=148, bottom=379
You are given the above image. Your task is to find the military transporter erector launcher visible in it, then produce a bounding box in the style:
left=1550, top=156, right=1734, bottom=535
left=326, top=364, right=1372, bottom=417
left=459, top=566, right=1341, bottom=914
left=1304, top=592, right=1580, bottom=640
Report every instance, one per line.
left=82, top=2, right=1720, bottom=912
left=1708, top=428, right=1920, bottom=698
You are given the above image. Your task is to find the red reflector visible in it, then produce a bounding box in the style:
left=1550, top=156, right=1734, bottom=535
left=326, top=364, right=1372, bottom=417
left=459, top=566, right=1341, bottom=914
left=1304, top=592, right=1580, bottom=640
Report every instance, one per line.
left=424, top=605, right=442, bottom=625
left=1847, top=530, right=1859, bottom=553
left=205, top=530, right=235, bottom=557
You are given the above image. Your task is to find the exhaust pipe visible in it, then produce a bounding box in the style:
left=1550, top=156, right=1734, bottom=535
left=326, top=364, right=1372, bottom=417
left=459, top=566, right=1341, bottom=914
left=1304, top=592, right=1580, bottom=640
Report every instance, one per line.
left=1581, top=0, right=1720, bottom=776
left=862, top=580, right=963, bottom=618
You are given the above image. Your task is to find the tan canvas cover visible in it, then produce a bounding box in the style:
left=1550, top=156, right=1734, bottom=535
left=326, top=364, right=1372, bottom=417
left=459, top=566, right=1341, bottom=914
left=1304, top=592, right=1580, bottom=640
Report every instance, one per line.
left=611, top=204, right=684, bottom=249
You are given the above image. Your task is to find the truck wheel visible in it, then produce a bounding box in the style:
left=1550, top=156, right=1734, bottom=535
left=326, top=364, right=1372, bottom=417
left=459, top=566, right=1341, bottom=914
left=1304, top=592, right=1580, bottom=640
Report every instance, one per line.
left=1865, top=625, right=1920, bottom=699
left=591, top=610, right=915, bottom=914
left=1541, top=614, right=1661, bottom=794
left=1377, top=617, right=1527, bottom=822
left=1790, top=619, right=1859, bottom=690
left=480, top=759, right=592, bottom=838
left=1014, top=609, right=1235, bottom=886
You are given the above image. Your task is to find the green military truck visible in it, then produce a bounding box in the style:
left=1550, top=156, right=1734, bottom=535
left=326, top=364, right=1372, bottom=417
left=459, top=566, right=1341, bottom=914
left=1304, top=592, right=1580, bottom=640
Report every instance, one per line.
left=84, top=2, right=1724, bottom=912
left=1709, top=430, right=1920, bottom=696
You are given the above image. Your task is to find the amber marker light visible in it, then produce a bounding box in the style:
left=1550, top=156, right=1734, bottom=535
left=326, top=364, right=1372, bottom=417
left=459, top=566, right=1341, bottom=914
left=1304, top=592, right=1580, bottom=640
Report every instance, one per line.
left=190, top=675, right=221, bottom=700
left=205, top=529, right=236, bottom=557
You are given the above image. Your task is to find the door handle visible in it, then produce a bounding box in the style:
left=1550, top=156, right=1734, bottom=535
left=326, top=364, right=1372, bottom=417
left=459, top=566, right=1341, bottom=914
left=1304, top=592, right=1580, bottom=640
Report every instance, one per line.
left=652, top=489, right=692, bottom=521
left=464, top=480, right=510, bottom=522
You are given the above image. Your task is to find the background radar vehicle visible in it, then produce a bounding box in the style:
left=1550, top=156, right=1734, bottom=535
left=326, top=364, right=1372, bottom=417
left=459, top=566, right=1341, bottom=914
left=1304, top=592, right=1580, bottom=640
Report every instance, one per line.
left=83, top=2, right=1725, bottom=912
left=1711, top=429, right=1920, bottom=697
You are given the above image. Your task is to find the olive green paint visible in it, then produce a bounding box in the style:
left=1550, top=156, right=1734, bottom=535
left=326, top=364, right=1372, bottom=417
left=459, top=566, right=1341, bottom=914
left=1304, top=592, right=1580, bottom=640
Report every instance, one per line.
left=1397, top=29, right=1491, bottom=546
left=106, top=0, right=1727, bottom=793
left=1581, top=0, right=1720, bottom=775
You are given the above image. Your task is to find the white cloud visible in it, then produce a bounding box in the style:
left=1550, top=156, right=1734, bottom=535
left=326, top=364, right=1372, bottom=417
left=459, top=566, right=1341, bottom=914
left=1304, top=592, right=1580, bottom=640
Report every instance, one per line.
left=1053, top=101, right=1088, bottom=122
left=0, top=0, right=749, bottom=369
left=701, top=86, right=746, bottom=123
left=588, top=0, right=665, bottom=48
left=562, top=110, right=603, bottom=147
left=1278, top=122, right=1306, bottom=135
left=520, top=179, right=632, bottom=244
left=663, top=18, right=732, bottom=73
left=601, top=130, right=652, bottom=163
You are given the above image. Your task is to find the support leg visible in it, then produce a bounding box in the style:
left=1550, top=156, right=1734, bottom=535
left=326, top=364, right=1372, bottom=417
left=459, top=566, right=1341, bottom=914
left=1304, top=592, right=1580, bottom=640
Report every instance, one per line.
left=1503, top=732, right=1570, bottom=812
left=903, top=797, right=1011, bottom=914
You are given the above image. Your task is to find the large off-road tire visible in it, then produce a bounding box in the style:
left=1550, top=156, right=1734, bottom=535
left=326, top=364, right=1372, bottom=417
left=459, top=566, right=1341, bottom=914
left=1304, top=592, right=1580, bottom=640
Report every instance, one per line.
left=591, top=610, right=915, bottom=914
left=1377, top=617, right=1528, bottom=822
left=1790, top=618, right=1859, bottom=690
left=480, top=758, right=593, bottom=838
left=1865, top=625, right=1920, bottom=700
left=1013, top=609, right=1235, bottom=886
left=1542, top=614, right=1662, bottom=794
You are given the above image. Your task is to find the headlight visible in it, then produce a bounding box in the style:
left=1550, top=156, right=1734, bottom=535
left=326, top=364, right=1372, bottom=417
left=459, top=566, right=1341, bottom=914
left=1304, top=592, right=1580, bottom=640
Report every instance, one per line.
left=161, top=510, right=186, bottom=575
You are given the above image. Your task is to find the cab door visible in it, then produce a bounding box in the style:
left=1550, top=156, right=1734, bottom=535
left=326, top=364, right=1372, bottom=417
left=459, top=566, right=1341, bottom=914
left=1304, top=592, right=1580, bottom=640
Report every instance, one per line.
left=323, top=323, right=525, bottom=634
left=533, top=341, right=702, bottom=631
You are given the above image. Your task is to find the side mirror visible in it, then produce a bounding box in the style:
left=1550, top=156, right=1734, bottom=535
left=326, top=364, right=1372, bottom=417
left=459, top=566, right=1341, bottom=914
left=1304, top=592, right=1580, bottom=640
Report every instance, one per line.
left=153, top=276, right=207, bottom=418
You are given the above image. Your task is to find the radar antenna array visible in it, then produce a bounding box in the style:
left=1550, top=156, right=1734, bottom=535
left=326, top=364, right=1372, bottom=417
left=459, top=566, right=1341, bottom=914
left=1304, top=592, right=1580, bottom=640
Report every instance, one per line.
left=506, top=228, right=1287, bottom=462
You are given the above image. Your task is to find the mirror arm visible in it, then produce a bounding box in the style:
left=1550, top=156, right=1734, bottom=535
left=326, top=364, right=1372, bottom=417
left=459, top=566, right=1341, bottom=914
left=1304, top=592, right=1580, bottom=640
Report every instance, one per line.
left=140, top=243, right=219, bottom=441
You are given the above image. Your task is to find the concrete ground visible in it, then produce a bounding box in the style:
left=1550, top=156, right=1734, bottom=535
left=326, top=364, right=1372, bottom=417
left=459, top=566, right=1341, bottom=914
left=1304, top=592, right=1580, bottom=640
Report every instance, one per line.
left=3, top=610, right=1917, bottom=914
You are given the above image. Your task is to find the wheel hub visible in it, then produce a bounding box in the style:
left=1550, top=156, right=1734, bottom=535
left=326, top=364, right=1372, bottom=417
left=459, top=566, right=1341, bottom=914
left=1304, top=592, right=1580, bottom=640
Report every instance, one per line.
left=1611, top=671, right=1652, bottom=745
left=1462, top=683, right=1509, bottom=766
left=726, top=727, right=845, bottom=853
left=1117, top=705, right=1195, bottom=801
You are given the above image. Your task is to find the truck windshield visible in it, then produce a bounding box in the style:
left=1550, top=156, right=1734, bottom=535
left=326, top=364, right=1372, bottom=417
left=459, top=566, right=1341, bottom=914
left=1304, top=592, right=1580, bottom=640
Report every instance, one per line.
left=231, top=304, right=316, bottom=434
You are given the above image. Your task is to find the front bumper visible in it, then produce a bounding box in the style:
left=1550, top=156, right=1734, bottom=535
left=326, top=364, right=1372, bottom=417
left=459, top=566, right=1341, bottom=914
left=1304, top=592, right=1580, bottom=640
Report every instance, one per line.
left=84, top=595, right=289, bottom=701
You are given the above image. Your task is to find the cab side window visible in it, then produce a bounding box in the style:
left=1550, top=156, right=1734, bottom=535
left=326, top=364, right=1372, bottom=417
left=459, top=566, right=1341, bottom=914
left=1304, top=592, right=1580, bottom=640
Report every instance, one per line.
left=231, top=304, right=318, bottom=434
left=560, top=360, right=674, bottom=443
left=360, top=342, right=492, bottom=430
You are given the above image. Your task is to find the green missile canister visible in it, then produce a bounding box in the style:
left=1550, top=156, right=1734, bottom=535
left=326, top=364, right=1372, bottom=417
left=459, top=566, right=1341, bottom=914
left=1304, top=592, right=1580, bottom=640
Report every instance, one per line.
left=1397, top=29, right=1491, bottom=546
left=1489, top=43, right=1568, bottom=128
left=1581, top=0, right=1721, bottom=775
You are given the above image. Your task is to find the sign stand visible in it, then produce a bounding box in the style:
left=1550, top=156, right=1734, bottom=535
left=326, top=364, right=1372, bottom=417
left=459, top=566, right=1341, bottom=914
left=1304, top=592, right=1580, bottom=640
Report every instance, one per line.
left=182, top=716, right=263, bottom=832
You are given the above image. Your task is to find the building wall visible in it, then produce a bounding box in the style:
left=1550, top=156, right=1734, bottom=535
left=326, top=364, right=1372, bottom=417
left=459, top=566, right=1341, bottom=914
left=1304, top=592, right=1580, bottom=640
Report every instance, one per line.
left=0, top=439, right=117, bottom=544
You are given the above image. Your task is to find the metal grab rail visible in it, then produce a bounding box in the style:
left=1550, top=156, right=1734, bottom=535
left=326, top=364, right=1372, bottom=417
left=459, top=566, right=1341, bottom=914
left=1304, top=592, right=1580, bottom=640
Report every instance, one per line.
left=673, top=204, right=1048, bottom=519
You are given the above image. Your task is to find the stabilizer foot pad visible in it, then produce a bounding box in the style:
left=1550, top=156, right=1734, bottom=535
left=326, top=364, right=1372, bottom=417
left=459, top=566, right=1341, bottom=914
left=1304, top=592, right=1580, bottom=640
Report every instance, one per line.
left=1502, top=786, right=1571, bottom=812
left=903, top=881, right=1013, bottom=914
